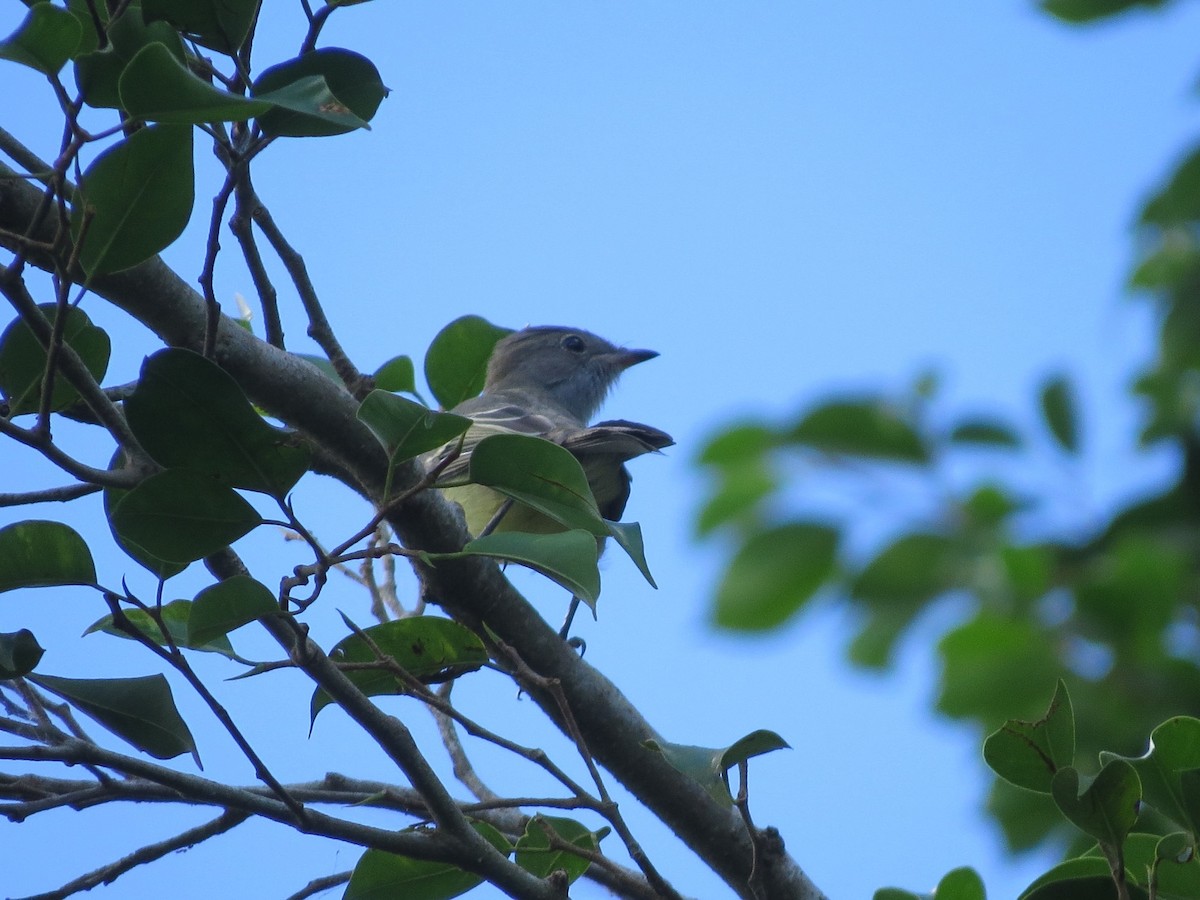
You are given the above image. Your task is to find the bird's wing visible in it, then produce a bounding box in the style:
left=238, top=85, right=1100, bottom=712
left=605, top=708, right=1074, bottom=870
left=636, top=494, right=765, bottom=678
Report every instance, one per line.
left=425, top=396, right=563, bottom=483
left=557, top=420, right=675, bottom=461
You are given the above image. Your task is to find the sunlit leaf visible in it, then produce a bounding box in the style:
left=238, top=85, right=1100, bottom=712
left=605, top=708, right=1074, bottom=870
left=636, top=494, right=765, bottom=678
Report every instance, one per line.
left=0, top=520, right=96, bottom=592
left=423, top=316, right=511, bottom=410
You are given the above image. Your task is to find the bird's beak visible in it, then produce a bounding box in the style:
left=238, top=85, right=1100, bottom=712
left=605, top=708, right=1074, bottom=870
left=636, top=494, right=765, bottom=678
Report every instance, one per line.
left=612, top=348, right=659, bottom=370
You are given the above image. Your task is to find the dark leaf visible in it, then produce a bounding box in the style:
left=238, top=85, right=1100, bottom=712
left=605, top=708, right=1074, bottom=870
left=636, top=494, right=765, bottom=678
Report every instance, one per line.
left=119, top=42, right=270, bottom=123
left=356, top=391, right=470, bottom=464
left=458, top=530, right=601, bottom=607
left=252, top=49, right=387, bottom=137
left=108, top=469, right=261, bottom=564
left=344, top=821, right=511, bottom=900
left=1039, top=374, right=1080, bottom=454
left=984, top=679, right=1075, bottom=793
left=30, top=673, right=199, bottom=762
left=1051, top=760, right=1141, bottom=847
left=142, top=0, right=257, bottom=53
left=515, top=816, right=600, bottom=882
left=72, top=124, right=195, bottom=276
left=124, top=348, right=309, bottom=497
left=188, top=576, right=277, bottom=646
left=0, top=629, right=45, bottom=679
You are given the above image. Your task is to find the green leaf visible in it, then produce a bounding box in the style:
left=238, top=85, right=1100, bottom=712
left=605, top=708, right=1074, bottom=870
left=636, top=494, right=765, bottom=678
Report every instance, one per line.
left=29, top=673, right=199, bottom=762
left=515, top=816, right=600, bottom=882
left=696, top=422, right=776, bottom=467
left=604, top=519, right=657, bottom=588
left=74, top=9, right=186, bottom=109
left=1018, top=859, right=1119, bottom=899
left=1142, top=144, right=1200, bottom=227
left=938, top=614, right=1062, bottom=723
left=373, top=355, right=417, bottom=394
left=459, top=530, right=601, bottom=607
left=984, top=679, right=1075, bottom=794
left=0, top=629, right=45, bottom=679
left=1051, top=761, right=1141, bottom=848
left=356, top=391, right=471, bottom=465
left=0, top=520, right=96, bottom=592
left=187, top=576, right=277, bottom=646
left=108, top=469, right=261, bottom=564
left=104, top=462, right=188, bottom=580
left=252, top=49, right=387, bottom=138
left=466, top=434, right=607, bottom=536
left=83, top=599, right=237, bottom=657
left=311, top=616, right=487, bottom=722
left=124, top=348, right=310, bottom=497
left=852, top=532, right=956, bottom=606
left=142, top=0, right=257, bottom=54
left=694, top=459, right=776, bottom=536
left=933, top=867, right=986, bottom=900
left=119, top=42, right=270, bottom=123
left=1039, top=374, right=1079, bottom=454
left=344, top=821, right=511, bottom=900
left=1041, top=0, right=1172, bottom=25
left=0, top=304, right=112, bottom=415
left=644, top=730, right=790, bottom=808
left=949, top=418, right=1021, bottom=448
left=712, top=521, right=838, bottom=631
left=787, top=398, right=928, bottom=463
left=0, top=3, right=82, bottom=74
left=423, top=316, right=512, bottom=410
left=1105, top=717, right=1200, bottom=836
left=72, top=123, right=195, bottom=277
left=872, top=890, right=923, bottom=900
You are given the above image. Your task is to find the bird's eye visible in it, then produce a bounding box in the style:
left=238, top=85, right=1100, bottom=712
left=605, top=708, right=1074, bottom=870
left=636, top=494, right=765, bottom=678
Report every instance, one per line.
left=561, top=335, right=586, bottom=353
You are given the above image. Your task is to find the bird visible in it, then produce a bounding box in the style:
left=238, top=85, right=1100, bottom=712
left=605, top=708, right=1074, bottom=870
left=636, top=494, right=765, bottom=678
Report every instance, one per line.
left=429, top=326, right=673, bottom=533
left=426, top=325, right=672, bottom=635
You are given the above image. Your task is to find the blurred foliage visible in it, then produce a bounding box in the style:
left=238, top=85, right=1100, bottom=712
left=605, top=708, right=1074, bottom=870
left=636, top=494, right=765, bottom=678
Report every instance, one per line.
left=696, top=0, right=1200, bottom=858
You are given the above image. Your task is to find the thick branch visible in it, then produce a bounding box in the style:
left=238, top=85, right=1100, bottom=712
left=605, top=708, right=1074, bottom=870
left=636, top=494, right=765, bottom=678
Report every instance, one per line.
left=0, top=160, right=826, bottom=900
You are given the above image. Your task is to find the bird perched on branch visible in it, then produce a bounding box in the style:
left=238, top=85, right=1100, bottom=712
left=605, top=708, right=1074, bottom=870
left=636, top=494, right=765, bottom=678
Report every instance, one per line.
left=429, top=325, right=673, bottom=537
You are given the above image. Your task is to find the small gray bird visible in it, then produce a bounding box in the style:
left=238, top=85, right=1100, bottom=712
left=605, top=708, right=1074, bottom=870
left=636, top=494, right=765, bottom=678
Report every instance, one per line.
left=430, top=326, right=673, bottom=537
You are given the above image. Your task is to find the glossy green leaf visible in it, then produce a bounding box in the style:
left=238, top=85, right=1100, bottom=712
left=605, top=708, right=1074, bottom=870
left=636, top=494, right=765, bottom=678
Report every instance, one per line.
left=949, top=419, right=1021, bottom=448
left=30, top=673, right=199, bottom=762
left=252, top=49, right=386, bottom=137
left=344, top=821, right=511, bottom=900
left=644, top=729, right=790, bottom=808
left=0, top=520, right=96, bottom=592
left=74, top=8, right=186, bottom=109
left=984, top=680, right=1075, bottom=794
left=712, top=521, right=838, bottom=631
left=604, top=519, right=657, bottom=588
left=1039, top=374, right=1079, bottom=453
left=0, top=629, right=45, bottom=679
left=1041, top=0, right=1171, bottom=25
left=1103, top=717, right=1200, bottom=835
left=1051, top=761, right=1141, bottom=847
left=143, top=0, right=257, bottom=53
left=423, top=316, right=512, bottom=410
left=124, top=349, right=310, bottom=497
left=459, top=530, right=601, bottom=606
left=0, top=3, right=82, bottom=74
left=515, top=816, right=600, bottom=882
left=188, top=576, right=277, bottom=646
left=84, top=599, right=236, bottom=657
left=787, top=398, right=928, bottom=463
left=356, top=391, right=470, bottom=464
left=373, top=355, right=417, bottom=394
left=0, top=304, right=111, bottom=415
left=108, top=469, right=261, bottom=564
left=119, top=42, right=270, bottom=123
left=311, top=616, right=487, bottom=722
left=467, top=434, right=606, bottom=536
left=72, top=124, right=195, bottom=276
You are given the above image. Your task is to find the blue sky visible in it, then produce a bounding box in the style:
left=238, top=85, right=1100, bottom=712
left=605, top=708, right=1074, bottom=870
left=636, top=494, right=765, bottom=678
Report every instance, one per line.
left=4, top=3, right=1200, bottom=898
